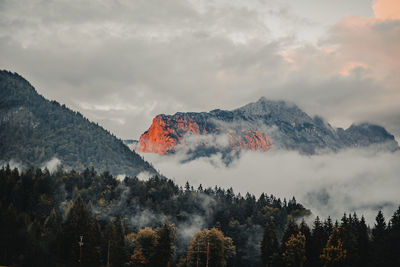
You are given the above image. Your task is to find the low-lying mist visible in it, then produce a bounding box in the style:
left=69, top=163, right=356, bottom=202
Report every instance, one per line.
left=141, top=147, right=400, bottom=225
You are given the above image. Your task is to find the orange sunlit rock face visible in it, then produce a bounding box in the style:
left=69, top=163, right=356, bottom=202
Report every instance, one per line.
left=136, top=115, right=178, bottom=154
left=229, top=130, right=272, bottom=151
left=137, top=114, right=272, bottom=154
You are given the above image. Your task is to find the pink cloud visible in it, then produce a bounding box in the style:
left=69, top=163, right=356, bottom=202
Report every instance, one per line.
left=338, top=61, right=370, bottom=77
left=278, top=0, right=400, bottom=129
left=373, top=0, right=400, bottom=20
left=285, top=0, right=400, bottom=82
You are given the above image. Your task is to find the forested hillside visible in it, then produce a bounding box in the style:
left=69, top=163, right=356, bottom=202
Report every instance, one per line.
left=0, top=70, right=156, bottom=176
left=1, top=166, right=399, bottom=266
left=0, top=165, right=308, bottom=267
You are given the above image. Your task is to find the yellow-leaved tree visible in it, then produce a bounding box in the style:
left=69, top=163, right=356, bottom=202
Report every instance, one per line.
left=281, top=232, right=307, bottom=267
left=320, top=227, right=347, bottom=267
left=179, top=228, right=235, bottom=267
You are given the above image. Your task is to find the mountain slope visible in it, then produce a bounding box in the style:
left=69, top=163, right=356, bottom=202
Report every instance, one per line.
left=137, top=97, right=398, bottom=156
left=0, top=70, right=156, bottom=176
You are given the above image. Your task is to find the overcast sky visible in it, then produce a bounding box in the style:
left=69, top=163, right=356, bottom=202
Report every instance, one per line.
left=1, top=0, right=399, bottom=139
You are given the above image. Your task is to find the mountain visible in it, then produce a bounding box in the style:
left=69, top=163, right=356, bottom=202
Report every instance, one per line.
left=0, top=70, right=157, bottom=176
left=123, top=139, right=138, bottom=151
left=137, top=97, right=398, bottom=157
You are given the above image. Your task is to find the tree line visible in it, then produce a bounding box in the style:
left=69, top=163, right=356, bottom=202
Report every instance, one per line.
left=261, top=210, right=400, bottom=267
left=0, top=165, right=308, bottom=266
left=0, top=165, right=398, bottom=266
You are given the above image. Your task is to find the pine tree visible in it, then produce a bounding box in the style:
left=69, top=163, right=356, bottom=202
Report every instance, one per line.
left=43, top=208, right=60, bottom=264
left=371, top=210, right=388, bottom=266
left=310, top=216, right=325, bottom=267
left=339, top=213, right=358, bottom=266
left=281, top=216, right=299, bottom=251
left=104, top=221, right=117, bottom=266
left=103, top=220, right=127, bottom=267
left=299, top=219, right=312, bottom=267
left=58, top=195, right=102, bottom=267
left=323, top=217, right=333, bottom=237
left=261, top=221, right=279, bottom=267
left=387, top=206, right=400, bottom=266
left=154, top=222, right=176, bottom=267
left=356, top=216, right=369, bottom=267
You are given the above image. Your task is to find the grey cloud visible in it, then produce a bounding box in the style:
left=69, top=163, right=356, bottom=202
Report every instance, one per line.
left=0, top=0, right=399, bottom=142
left=141, top=148, right=400, bottom=225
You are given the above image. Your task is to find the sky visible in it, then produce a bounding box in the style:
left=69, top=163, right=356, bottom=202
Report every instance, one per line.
left=1, top=0, right=400, bottom=140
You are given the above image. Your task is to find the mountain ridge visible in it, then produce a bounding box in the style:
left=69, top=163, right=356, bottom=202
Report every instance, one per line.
left=137, top=97, right=398, bottom=157
left=0, top=70, right=157, bottom=176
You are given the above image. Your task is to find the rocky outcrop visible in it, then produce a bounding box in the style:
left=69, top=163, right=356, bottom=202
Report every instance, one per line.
left=137, top=97, right=398, bottom=156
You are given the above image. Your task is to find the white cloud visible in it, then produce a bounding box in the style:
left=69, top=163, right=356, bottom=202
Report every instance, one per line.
left=41, top=157, right=61, bottom=173
left=141, top=148, right=400, bottom=224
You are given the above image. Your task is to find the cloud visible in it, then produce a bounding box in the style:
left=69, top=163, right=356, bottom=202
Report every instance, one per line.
left=41, top=157, right=61, bottom=173
left=271, top=0, right=400, bottom=137
left=0, top=159, right=25, bottom=171
left=1, top=0, right=398, bottom=141
left=1, top=157, right=61, bottom=173
left=373, top=0, right=400, bottom=20
left=141, top=148, right=400, bottom=225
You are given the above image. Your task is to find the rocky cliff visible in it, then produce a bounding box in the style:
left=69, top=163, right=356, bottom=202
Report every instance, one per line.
left=137, top=98, right=398, bottom=156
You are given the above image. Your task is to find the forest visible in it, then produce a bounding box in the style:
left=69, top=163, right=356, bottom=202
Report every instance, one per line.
left=0, top=165, right=399, bottom=267
left=0, top=70, right=156, bottom=177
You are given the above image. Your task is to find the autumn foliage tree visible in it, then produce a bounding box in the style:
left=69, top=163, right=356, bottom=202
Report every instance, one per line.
left=281, top=232, right=307, bottom=267
left=180, top=228, right=235, bottom=267
left=129, top=227, right=158, bottom=266
left=129, top=223, right=176, bottom=267
left=320, top=228, right=347, bottom=267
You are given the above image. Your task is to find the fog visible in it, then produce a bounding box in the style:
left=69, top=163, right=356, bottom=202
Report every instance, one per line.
left=141, top=147, right=400, bottom=225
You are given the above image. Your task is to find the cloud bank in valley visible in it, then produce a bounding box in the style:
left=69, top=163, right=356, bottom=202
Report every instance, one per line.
left=141, top=147, right=400, bottom=224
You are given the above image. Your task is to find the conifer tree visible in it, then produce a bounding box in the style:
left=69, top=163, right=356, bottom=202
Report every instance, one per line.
left=299, top=219, right=312, bottom=267
left=281, top=216, right=299, bottom=251
left=339, top=213, right=358, bottom=266
left=310, top=216, right=325, bottom=267
left=371, top=210, right=388, bottom=266
left=323, top=217, right=333, bottom=237
left=114, top=219, right=128, bottom=266
left=104, top=220, right=127, bottom=267
left=58, top=195, right=102, bottom=267
left=356, top=216, right=369, bottom=267
left=388, top=206, right=400, bottom=266
left=261, top=221, right=279, bottom=267
left=154, top=222, right=176, bottom=267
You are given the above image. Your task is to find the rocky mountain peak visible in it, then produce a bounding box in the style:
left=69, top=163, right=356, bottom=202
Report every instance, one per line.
left=136, top=98, right=398, bottom=157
